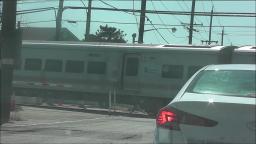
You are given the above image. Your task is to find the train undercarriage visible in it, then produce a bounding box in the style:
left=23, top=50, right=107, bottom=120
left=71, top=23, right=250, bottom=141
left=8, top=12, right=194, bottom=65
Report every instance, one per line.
left=14, top=87, right=169, bottom=116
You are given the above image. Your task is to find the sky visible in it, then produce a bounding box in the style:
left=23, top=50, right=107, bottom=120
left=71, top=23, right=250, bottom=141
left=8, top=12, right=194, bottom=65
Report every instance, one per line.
left=1, top=0, right=255, bottom=46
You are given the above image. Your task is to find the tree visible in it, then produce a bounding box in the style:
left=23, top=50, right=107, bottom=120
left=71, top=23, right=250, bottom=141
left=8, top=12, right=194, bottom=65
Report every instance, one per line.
left=84, top=25, right=127, bottom=43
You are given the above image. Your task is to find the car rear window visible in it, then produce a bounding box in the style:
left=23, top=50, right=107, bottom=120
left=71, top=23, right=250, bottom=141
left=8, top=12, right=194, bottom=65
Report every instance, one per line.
left=187, top=70, right=256, bottom=97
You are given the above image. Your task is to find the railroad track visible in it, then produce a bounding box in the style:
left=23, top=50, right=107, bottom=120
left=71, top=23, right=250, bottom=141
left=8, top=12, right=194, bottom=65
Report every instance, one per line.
left=17, top=104, right=154, bottom=119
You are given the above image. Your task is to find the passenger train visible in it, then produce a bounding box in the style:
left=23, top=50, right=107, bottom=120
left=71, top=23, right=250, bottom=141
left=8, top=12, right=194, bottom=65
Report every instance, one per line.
left=13, top=40, right=256, bottom=114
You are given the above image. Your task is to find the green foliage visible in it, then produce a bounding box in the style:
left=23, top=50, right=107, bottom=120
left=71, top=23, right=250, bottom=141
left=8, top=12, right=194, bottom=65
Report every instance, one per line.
left=84, top=25, right=127, bottom=43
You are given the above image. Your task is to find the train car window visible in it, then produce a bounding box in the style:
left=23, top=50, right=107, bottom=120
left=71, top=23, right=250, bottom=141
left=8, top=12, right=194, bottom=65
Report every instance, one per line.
left=24, top=58, right=42, bottom=71
left=44, top=59, right=63, bottom=72
left=187, top=66, right=202, bottom=79
left=161, top=65, right=184, bottom=79
left=87, top=61, right=106, bottom=74
left=65, top=60, right=84, bottom=73
left=125, top=57, right=139, bottom=76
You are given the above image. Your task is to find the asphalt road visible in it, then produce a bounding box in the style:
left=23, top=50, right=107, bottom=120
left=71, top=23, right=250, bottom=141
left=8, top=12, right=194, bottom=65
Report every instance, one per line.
left=0, top=106, right=155, bottom=144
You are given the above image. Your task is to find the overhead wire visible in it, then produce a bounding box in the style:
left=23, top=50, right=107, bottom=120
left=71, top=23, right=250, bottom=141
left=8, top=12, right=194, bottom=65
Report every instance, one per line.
left=150, top=0, right=172, bottom=42
left=80, top=0, right=88, bottom=13
left=98, top=0, right=169, bottom=43
left=176, top=0, right=204, bottom=41
left=181, top=0, right=190, bottom=11
left=159, top=0, right=188, bottom=40
left=98, top=0, right=140, bottom=34
left=184, top=0, right=206, bottom=41
left=182, top=1, right=216, bottom=44
left=150, top=0, right=176, bottom=40
left=151, top=27, right=161, bottom=44
left=199, top=1, right=212, bottom=40
left=21, top=19, right=254, bottom=29
left=15, top=0, right=255, bottom=45
left=176, top=1, right=188, bottom=13
left=210, top=0, right=231, bottom=44
left=17, top=0, right=54, bottom=4
left=159, top=0, right=183, bottom=23
left=20, top=20, right=56, bottom=24
left=146, top=17, right=169, bottom=43
left=133, top=0, right=139, bottom=33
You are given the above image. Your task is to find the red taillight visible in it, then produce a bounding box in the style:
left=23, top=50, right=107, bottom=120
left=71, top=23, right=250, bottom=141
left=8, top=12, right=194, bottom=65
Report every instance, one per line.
left=156, top=107, right=218, bottom=130
left=157, top=110, right=176, bottom=125
left=156, top=108, right=180, bottom=130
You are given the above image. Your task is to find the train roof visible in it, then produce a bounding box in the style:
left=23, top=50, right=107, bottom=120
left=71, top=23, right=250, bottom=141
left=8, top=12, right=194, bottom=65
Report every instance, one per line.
left=22, top=40, right=237, bottom=52
left=234, top=46, right=256, bottom=52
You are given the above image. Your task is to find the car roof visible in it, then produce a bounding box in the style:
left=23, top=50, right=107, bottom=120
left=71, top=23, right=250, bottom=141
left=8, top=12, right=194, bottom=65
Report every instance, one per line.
left=204, top=64, right=256, bottom=71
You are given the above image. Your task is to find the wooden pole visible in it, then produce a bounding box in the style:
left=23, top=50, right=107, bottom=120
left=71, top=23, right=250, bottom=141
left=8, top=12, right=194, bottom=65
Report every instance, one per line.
left=1, top=0, right=17, bottom=124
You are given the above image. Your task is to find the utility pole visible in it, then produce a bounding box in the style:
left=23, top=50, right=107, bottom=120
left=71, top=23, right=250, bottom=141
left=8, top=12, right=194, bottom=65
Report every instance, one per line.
left=132, top=33, right=137, bottom=44
left=208, top=6, right=213, bottom=45
left=0, top=1, right=2, bottom=23
left=221, top=27, right=224, bottom=45
left=138, top=0, right=147, bottom=44
left=188, top=0, right=196, bottom=44
left=56, top=0, right=64, bottom=41
left=1, top=0, right=17, bottom=124
left=85, top=0, right=92, bottom=40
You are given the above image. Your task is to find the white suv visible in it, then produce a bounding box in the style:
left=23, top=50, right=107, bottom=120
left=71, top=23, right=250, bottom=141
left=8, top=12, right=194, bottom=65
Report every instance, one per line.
left=154, top=64, right=256, bottom=144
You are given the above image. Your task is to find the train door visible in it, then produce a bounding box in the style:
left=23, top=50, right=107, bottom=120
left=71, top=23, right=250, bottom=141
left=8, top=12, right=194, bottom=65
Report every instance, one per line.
left=122, top=54, right=141, bottom=91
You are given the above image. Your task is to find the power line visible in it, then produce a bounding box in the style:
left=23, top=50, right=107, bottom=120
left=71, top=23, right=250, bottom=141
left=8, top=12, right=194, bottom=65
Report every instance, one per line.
left=20, top=20, right=56, bottom=24
left=150, top=26, right=161, bottom=44
left=226, top=34, right=255, bottom=37
left=9, top=7, right=58, bottom=17
left=66, top=20, right=256, bottom=28
left=158, top=0, right=191, bottom=40
left=150, top=0, right=175, bottom=40
left=181, top=0, right=190, bottom=10
left=198, top=29, right=256, bottom=33
left=62, top=6, right=256, bottom=17
left=176, top=0, right=205, bottom=41
left=159, top=0, right=183, bottom=23
left=18, top=19, right=255, bottom=29
left=17, top=0, right=55, bottom=4
left=97, top=0, right=142, bottom=39
left=2, top=6, right=254, bottom=17
left=132, top=0, right=139, bottom=32
left=211, top=0, right=232, bottom=44
left=98, top=0, right=169, bottom=43
left=191, top=1, right=210, bottom=39
left=18, top=0, right=256, bottom=1
left=200, top=1, right=211, bottom=37
left=146, top=17, right=169, bottom=43
left=176, top=1, right=188, bottom=13
left=98, top=0, right=138, bottom=16
left=98, top=0, right=138, bottom=33
left=80, top=0, right=87, bottom=13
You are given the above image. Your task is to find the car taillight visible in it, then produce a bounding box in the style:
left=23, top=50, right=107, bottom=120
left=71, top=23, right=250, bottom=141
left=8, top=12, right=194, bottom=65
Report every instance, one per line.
left=156, top=108, right=180, bottom=130
left=157, top=110, right=176, bottom=124
left=156, top=107, right=217, bottom=130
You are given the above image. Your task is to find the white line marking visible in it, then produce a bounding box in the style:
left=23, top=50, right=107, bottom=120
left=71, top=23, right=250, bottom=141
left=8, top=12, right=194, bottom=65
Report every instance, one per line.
left=6, top=117, right=106, bottom=127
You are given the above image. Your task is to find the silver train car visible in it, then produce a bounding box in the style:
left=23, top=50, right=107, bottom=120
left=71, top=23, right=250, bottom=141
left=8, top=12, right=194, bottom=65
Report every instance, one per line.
left=232, top=46, right=256, bottom=64
left=13, top=40, right=255, bottom=113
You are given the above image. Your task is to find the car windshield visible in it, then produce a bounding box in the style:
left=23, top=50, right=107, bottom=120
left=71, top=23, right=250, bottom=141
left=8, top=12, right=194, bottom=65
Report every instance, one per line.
left=188, top=70, right=256, bottom=97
